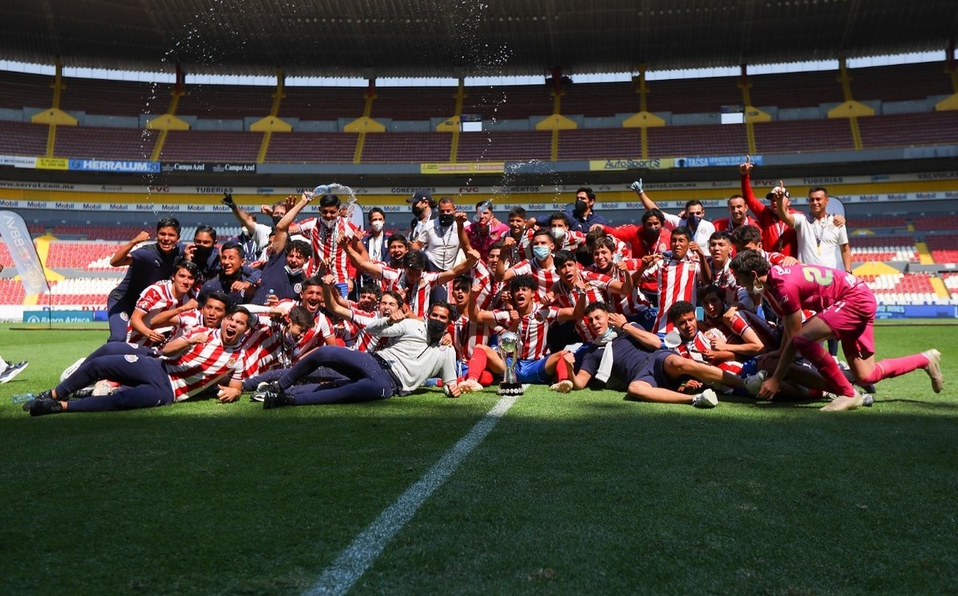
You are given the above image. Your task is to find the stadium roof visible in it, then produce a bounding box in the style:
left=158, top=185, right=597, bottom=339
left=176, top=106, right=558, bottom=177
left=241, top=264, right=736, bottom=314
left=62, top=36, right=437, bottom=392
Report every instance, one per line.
left=1, top=0, right=956, bottom=79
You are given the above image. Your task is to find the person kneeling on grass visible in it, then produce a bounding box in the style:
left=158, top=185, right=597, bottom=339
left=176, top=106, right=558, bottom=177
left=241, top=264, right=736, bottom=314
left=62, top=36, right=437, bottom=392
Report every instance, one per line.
left=256, top=301, right=462, bottom=408
left=564, top=302, right=749, bottom=408
left=25, top=308, right=253, bottom=416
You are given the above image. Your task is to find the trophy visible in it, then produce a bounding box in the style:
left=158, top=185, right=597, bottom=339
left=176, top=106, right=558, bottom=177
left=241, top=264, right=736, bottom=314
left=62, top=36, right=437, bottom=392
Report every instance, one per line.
left=497, top=331, right=525, bottom=396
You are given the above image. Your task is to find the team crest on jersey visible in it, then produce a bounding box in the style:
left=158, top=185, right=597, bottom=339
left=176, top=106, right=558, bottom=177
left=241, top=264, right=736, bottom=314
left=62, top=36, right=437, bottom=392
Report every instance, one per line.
left=227, top=357, right=237, bottom=367
left=293, top=282, right=302, bottom=294
left=120, top=312, right=130, bottom=322
left=124, top=355, right=139, bottom=363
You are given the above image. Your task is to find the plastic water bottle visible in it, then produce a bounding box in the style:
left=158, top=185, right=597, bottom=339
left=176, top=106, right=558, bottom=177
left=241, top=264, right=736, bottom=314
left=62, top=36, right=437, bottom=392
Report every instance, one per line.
left=12, top=393, right=35, bottom=404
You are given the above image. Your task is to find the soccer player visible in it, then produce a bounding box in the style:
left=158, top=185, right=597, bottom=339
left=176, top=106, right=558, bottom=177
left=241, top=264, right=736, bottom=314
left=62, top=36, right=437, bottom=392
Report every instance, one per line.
left=630, top=179, right=716, bottom=247
left=566, top=302, right=745, bottom=407
left=248, top=204, right=313, bottom=304
left=729, top=250, right=944, bottom=411
left=257, top=301, right=462, bottom=407
left=287, top=191, right=362, bottom=297
left=465, top=200, right=509, bottom=261
left=125, top=259, right=200, bottom=347
left=27, top=308, right=254, bottom=416
left=630, top=226, right=711, bottom=334
left=197, top=241, right=260, bottom=305
left=712, top=194, right=759, bottom=235
left=106, top=218, right=186, bottom=342
left=739, top=157, right=799, bottom=256
left=496, top=229, right=560, bottom=300
left=469, top=274, right=586, bottom=387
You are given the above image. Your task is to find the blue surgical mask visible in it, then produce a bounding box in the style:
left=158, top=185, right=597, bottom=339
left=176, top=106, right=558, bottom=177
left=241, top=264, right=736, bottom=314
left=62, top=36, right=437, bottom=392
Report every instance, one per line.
left=533, top=246, right=551, bottom=260
left=687, top=214, right=702, bottom=228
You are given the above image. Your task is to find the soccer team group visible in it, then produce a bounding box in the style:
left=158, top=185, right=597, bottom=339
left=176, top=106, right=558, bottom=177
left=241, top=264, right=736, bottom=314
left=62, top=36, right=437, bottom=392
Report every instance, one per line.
left=21, top=159, right=944, bottom=416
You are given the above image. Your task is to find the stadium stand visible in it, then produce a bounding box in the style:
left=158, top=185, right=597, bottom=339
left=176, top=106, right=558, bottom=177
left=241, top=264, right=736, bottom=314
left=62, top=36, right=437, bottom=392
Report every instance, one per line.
left=848, top=62, right=954, bottom=104
left=158, top=130, right=263, bottom=161
left=647, top=123, right=748, bottom=158
left=278, top=86, right=366, bottom=121
left=457, top=130, right=553, bottom=162
left=753, top=119, right=855, bottom=154
left=645, top=76, right=742, bottom=114
left=913, top=215, right=958, bottom=231
left=461, top=84, right=554, bottom=121
left=558, top=82, right=640, bottom=118
left=177, top=84, right=274, bottom=120
left=925, top=235, right=958, bottom=264
left=60, top=76, right=172, bottom=117
left=0, top=120, right=50, bottom=156
left=859, top=112, right=958, bottom=149
left=0, top=279, right=26, bottom=304
left=845, top=216, right=910, bottom=229
left=264, top=131, right=358, bottom=163
left=849, top=235, right=919, bottom=263
left=861, top=272, right=944, bottom=305
left=54, top=126, right=157, bottom=160
left=45, top=242, right=125, bottom=271
left=361, top=132, right=452, bottom=163
left=50, top=225, right=147, bottom=242
left=40, top=277, right=117, bottom=306
left=368, top=86, right=457, bottom=121
left=0, top=71, right=57, bottom=111
left=747, top=70, right=845, bottom=110
left=557, top=128, right=642, bottom=160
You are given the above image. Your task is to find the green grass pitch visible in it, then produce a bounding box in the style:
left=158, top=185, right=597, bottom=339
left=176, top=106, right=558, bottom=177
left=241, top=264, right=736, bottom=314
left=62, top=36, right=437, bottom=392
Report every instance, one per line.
left=0, top=322, right=956, bottom=594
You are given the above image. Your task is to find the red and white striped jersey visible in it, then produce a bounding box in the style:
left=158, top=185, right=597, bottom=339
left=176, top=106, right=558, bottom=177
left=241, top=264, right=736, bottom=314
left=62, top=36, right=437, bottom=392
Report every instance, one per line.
left=346, top=307, right=390, bottom=353
left=585, top=264, right=650, bottom=316
left=674, top=329, right=744, bottom=376
left=708, top=258, right=740, bottom=305
left=558, top=230, right=587, bottom=253
left=299, top=216, right=362, bottom=283
left=503, top=229, right=534, bottom=265
left=507, top=259, right=558, bottom=301
left=473, top=259, right=505, bottom=310
left=492, top=304, right=560, bottom=361
left=379, top=267, right=442, bottom=316
left=126, top=280, right=195, bottom=346
left=551, top=271, right=613, bottom=342
left=163, top=328, right=247, bottom=401
left=294, top=311, right=335, bottom=359
left=641, top=254, right=702, bottom=333
left=451, top=313, right=494, bottom=362
left=242, top=317, right=298, bottom=377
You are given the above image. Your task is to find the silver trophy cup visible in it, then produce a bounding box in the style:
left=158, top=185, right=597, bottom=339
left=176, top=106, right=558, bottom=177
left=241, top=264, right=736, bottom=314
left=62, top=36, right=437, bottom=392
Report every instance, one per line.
left=497, top=331, right=524, bottom=396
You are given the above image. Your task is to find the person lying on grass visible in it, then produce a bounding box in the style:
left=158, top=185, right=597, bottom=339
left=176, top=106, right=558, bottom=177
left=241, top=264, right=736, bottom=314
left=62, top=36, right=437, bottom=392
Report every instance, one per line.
left=561, top=301, right=749, bottom=408
left=26, top=307, right=254, bottom=416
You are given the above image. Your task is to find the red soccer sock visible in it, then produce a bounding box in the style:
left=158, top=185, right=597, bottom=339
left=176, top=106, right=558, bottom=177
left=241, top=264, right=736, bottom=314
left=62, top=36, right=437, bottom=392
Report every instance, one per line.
left=860, top=353, right=930, bottom=385
left=793, top=335, right=855, bottom=397
left=555, top=357, right=570, bottom=382
left=479, top=370, right=494, bottom=385
left=467, top=350, right=488, bottom=382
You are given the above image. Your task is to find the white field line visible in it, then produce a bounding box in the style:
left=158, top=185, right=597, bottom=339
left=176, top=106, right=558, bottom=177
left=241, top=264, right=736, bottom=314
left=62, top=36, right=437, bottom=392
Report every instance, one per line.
left=305, top=393, right=520, bottom=596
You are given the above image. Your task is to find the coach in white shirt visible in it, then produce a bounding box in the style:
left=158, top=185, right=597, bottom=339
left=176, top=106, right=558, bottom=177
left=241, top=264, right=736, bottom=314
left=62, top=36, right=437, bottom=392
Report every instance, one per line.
left=775, top=186, right=851, bottom=272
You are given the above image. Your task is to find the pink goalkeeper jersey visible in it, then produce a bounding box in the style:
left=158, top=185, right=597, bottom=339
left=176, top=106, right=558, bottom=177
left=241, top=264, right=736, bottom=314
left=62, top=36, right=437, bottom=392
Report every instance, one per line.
left=762, top=263, right=863, bottom=318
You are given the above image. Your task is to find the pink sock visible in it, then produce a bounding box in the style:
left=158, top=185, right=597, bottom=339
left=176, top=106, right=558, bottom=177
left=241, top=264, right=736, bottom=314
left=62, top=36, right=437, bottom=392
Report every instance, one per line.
left=860, top=353, right=930, bottom=385
left=794, top=335, right=856, bottom=397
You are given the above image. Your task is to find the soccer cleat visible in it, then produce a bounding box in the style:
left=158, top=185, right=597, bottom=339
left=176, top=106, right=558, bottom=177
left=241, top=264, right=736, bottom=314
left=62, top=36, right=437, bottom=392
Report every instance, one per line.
left=60, top=357, right=85, bottom=382
left=458, top=379, right=484, bottom=393
left=744, top=370, right=767, bottom=396
left=250, top=381, right=279, bottom=403
left=92, top=380, right=116, bottom=396
left=923, top=349, right=943, bottom=394
left=69, top=386, right=96, bottom=399
left=0, top=361, right=28, bottom=384
left=29, top=395, right=62, bottom=417
left=821, top=390, right=863, bottom=412
left=861, top=393, right=875, bottom=407
left=262, top=387, right=293, bottom=410
left=692, top=389, right=718, bottom=408
left=549, top=380, right=573, bottom=393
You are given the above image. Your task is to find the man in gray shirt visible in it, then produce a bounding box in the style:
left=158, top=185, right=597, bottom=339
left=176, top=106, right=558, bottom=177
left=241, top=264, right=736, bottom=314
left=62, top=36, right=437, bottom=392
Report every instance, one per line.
left=258, top=300, right=461, bottom=407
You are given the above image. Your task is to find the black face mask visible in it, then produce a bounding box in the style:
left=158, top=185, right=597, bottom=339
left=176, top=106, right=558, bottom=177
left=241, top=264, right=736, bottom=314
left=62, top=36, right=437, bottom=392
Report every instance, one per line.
left=193, top=245, right=212, bottom=265
left=574, top=199, right=589, bottom=214
left=438, top=214, right=455, bottom=227
left=426, top=317, right=447, bottom=346
left=271, top=215, right=283, bottom=227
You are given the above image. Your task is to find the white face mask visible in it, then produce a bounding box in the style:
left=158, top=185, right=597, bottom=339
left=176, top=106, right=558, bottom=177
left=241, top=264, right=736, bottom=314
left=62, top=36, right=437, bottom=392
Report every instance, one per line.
left=322, top=217, right=337, bottom=230
left=751, top=277, right=765, bottom=296
left=598, top=326, right=616, bottom=343
left=370, top=220, right=384, bottom=232
left=551, top=227, right=566, bottom=241
left=285, top=265, right=303, bottom=276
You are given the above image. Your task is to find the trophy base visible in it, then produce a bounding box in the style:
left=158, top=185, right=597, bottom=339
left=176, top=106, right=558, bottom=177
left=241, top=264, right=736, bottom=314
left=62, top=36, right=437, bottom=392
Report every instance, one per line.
left=497, top=382, right=525, bottom=396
